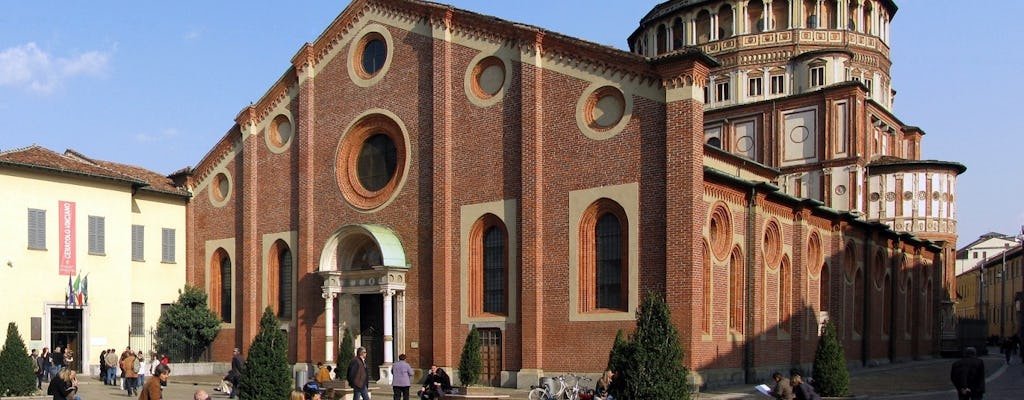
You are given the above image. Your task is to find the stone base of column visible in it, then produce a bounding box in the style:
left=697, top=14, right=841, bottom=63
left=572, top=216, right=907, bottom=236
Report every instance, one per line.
left=377, top=362, right=393, bottom=385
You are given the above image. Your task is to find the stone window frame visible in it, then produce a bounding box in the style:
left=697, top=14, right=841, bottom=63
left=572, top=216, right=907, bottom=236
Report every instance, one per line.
left=460, top=200, right=519, bottom=326
left=469, top=214, right=509, bottom=317
left=347, top=24, right=394, bottom=88
left=206, top=240, right=236, bottom=328
left=335, top=110, right=410, bottom=212
left=568, top=183, right=639, bottom=322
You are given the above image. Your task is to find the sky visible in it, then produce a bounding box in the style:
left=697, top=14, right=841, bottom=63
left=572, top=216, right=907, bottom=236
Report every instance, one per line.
left=0, top=1, right=1020, bottom=247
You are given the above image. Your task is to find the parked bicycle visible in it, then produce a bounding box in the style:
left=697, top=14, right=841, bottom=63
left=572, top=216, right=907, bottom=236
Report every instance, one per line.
left=527, top=373, right=593, bottom=400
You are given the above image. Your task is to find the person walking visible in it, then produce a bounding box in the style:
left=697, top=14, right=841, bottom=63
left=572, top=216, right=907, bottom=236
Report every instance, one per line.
left=121, top=349, right=139, bottom=396
left=228, top=348, right=244, bottom=399
left=391, top=353, right=414, bottom=400
left=30, top=349, right=43, bottom=389
left=50, top=346, right=64, bottom=379
left=347, top=347, right=370, bottom=400
left=950, top=347, right=986, bottom=400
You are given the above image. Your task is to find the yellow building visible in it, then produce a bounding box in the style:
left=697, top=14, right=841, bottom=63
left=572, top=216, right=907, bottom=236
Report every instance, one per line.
left=0, top=146, right=189, bottom=375
left=956, top=243, right=1024, bottom=338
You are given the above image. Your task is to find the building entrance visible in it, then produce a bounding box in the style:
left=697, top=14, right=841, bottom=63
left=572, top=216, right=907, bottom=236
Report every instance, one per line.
left=50, top=308, right=82, bottom=372
left=359, top=294, right=384, bottom=381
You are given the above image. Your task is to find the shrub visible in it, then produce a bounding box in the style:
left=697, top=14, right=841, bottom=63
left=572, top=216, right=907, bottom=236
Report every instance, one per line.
left=155, top=285, right=221, bottom=362
left=0, top=322, right=37, bottom=396
left=608, top=293, right=691, bottom=400
left=338, top=329, right=355, bottom=373
left=239, top=307, right=292, bottom=400
left=457, top=326, right=483, bottom=386
left=812, top=320, right=849, bottom=397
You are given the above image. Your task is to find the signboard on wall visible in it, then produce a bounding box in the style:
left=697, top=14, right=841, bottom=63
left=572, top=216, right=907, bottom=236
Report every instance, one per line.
left=59, top=201, right=76, bottom=275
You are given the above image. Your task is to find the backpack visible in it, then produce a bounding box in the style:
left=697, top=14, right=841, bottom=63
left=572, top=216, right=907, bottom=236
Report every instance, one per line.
left=132, top=358, right=141, bottom=373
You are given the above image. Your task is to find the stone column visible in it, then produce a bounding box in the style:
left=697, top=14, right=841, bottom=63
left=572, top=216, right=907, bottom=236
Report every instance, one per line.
left=380, top=289, right=395, bottom=383
left=765, top=0, right=773, bottom=31
left=323, top=291, right=338, bottom=362
left=711, top=13, right=719, bottom=41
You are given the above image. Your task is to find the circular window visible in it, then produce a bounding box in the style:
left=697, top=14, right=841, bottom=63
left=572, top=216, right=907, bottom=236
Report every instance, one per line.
left=356, top=134, right=397, bottom=192
left=576, top=83, right=632, bottom=140
left=360, top=37, right=386, bottom=77
left=336, top=112, right=409, bottom=211
left=209, top=172, right=232, bottom=207
left=348, top=25, right=394, bottom=87
left=709, top=204, right=733, bottom=261
left=869, top=192, right=881, bottom=201
left=472, top=56, right=505, bottom=99
left=267, top=114, right=293, bottom=151
left=834, top=185, right=847, bottom=195
left=586, top=86, right=625, bottom=130
left=902, top=191, right=913, bottom=201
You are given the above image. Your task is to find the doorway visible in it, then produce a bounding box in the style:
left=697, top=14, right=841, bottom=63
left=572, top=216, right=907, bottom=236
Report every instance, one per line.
left=359, top=294, right=384, bottom=381
left=50, top=308, right=82, bottom=372
left=479, top=328, right=502, bottom=386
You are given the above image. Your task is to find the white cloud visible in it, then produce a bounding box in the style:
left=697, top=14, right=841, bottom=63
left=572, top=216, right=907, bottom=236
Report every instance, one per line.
left=0, top=42, right=110, bottom=94
left=184, top=29, right=203, bottom=41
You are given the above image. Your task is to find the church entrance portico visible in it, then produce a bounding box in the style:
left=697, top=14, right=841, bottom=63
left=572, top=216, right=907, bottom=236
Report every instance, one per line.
left=317, top=224, right=408, bottom=384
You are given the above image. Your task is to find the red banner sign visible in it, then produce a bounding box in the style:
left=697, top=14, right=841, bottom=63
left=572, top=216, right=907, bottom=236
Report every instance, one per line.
left=59, top=201, right=76, bottom=276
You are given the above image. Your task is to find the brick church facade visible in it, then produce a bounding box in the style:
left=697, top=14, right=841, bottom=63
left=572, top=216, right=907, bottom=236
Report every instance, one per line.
left=185, top=0, right=964, bottom=388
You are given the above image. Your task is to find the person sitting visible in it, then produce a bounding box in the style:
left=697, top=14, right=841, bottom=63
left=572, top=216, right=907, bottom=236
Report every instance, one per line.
left=315, top=362, right=332, bottom=383
left=791, top=374, right=821, bottom=400
left=418, top=365, right=452, bottom=399
left=302, top=381, right=324, bottom=400
left=594, top=370, right=615, bottom=400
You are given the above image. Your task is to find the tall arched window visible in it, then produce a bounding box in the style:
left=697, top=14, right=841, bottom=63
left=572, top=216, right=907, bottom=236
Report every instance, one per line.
left=596, top=214, right=623, bottom=309
left=470, top=214, right=508, bottom=316
left=882, top=275, right=892, bottom=336
left=278, top=246, right=293, bottom=319
left=483, top=226, right=506, bottom=314
left=820, top=263, right=831, bottom=315
left=703, top=241, right=712, bottom=334
left=220, top=254, right=233, bottom=323
left=772, top=0, right=790, bottom=30
left=853, top=270, right=863, bottom=336
left=729, top=247, right=744, bottom=332
left=580, top=199, right=628, bottom=312
left=748, top=0, right=766, bottom=33
left=779, top=256, right=792, bottom=332
left=656, top=24, right=668, bottom=54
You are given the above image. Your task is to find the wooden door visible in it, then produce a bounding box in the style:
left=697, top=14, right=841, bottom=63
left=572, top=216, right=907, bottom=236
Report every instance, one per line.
left=479, top=328, right=502, bottom=386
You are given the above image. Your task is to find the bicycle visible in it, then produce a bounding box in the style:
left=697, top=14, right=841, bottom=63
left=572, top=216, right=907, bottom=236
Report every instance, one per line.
left=527, top=374, right=593, bottom=400
left=527, top=375, right=568, bottom=400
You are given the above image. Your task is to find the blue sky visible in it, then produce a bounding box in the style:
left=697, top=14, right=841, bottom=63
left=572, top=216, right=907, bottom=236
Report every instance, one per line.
left=0, top=1, right=1019, bottom=246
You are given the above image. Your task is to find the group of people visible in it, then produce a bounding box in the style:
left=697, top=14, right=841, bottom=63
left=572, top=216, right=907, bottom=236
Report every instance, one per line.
left=99, top=346, right=167, bottom=396
left=769, top=370, right=821, bottom=400
left=30, top=346, right=74, bottom=388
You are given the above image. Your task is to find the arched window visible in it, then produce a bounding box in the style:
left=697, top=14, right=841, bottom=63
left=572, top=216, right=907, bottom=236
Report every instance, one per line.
left=719, top=5, right=734, bottom=38
left=882, top=274, right=892, bottom=336
left=219, top=253, right=233, bottom=323
left=772, top=0, right=790, bottom=30
left=804, top=0, right=818, bottom=28
left=748, top=0, right=766, bottom=33
left=672, top=18, right=685, bottom=48
left=696, top=10, right=712, bottom=43
left=820, top=263, right=831, bottom=315
left=470, top=214, right=509, bottom=316
left=779, top=256, right=792, bottom=332
left=580, top=199, right=628, bottom=312
left=656, top=24, right=668, bottom=54
left=853, top=270, right=863, bottom=336
left=905, top=277, right=914, bottom=336
left=730, top=247, right=744, bottom=332
left=596, top=214, right=623, bottom=309
left=703, top=241, right=712, bottom=334
left=270, top=241, right=293, bottom=319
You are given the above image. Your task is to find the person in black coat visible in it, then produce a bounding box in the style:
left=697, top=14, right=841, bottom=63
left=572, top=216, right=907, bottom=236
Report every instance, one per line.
left=950, top=347, right=985, bottom=400
left=418, top=365, right=452, bottom=400
left=790, top=374, right=820, bottom=400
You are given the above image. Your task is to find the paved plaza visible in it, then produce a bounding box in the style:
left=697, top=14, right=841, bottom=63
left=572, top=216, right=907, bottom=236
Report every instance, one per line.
left=48, top=348, right=1023, bottom=399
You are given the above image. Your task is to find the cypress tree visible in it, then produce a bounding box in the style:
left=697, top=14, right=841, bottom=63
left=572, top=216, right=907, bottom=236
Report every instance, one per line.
left=338, top=329, right=355, bottom=374
left=0, top=322, right=37, bottom=396
left=606, top=329, right=631, bottom=398
left=620, top=293, right=691, bottom=400
left=812, top=320, right=849, bottom=397
left=457, top=326, right=483, bottom=387
left=239, top=307, right=292, bottom=400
